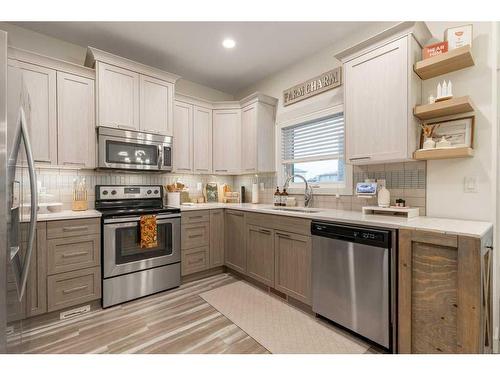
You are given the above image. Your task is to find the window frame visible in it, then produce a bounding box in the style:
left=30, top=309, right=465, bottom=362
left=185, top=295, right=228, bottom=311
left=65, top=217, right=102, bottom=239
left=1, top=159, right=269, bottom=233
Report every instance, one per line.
left=276, top=104, right=353, bottom=196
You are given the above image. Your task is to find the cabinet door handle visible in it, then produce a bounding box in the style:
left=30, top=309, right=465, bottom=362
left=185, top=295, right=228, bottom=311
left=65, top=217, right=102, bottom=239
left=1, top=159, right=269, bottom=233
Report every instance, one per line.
left=62, top=251, right=88, bottom=258
left=188, top=215, right=203, bottom=219
left=227, top=211, right=244, bottom=217
left=259, top=229, right=271, bottom=234
left=214, top=169, right=228, bottom=172
left=188, top=234, right=203, bottom=239
left=245, top=168, right=256, bottom=171
left=62, top=285, right=87, bottom=294
left=62, top=226, right=89, bottom=232
left=63, top=161, right=86, bottom=166
left=349, top=156, right=372, bottom=161
left=276, top=232, right=291, bottom=238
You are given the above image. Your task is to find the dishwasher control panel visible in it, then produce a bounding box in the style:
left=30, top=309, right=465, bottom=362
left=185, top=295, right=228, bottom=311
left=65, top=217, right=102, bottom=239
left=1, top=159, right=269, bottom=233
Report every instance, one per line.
left=311, top=222, right=390, bottom=248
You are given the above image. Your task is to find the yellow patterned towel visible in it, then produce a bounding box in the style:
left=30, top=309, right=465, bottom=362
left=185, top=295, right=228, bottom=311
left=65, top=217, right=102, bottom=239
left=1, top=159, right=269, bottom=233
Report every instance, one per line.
left=140, top=215, right=158, bottom=249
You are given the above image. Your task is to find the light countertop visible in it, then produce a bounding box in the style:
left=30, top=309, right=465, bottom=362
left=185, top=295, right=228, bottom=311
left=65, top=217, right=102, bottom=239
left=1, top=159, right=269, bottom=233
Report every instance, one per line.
left=22, top=209, right=102, bottom=222
left=179, top=203, right=493, bottom=238
left=21, top=203, right=493, bottom=238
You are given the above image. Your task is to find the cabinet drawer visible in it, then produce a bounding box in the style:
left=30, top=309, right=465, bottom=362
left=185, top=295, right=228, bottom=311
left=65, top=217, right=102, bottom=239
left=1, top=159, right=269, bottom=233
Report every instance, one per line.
left=181, top=247, right=209, bottom=276
left=245, top=212, right=273, bottom=228
left=181, top=222, right=210, bottom=249
left=181, top=210, right=210, bottom=225
left=47, top=267, right=101, bottom=312
left=47, top=234, right=100, bottom=275
left=274, top=216, right=311, bottom=236
left=47, top=218, right=100, bottom=239
left=246, top=212, right=311, bottom=236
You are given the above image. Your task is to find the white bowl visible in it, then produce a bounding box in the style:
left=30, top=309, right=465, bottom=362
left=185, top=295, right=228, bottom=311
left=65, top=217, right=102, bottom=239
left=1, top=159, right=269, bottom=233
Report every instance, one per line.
left=47, top=203, right=63, bottom=213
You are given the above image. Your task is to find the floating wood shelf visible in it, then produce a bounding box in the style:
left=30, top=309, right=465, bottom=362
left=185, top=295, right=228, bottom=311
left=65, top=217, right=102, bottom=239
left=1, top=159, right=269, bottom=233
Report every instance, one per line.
left=413, top=147, right=474, bottom=160
left=414, top=45, right=475, bottom=80
left=414, top=96, right=474, bottom=120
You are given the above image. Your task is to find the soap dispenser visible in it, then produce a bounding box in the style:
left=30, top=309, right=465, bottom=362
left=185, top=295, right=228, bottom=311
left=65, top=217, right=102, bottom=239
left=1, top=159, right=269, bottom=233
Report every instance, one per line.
left=377, top=179, right=390, bottom=208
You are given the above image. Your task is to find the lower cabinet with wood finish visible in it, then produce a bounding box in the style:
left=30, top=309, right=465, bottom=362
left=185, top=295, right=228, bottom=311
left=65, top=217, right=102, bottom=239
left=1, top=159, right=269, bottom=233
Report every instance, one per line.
left=224, top=210, right=246, bottom=273
left=274, top=231, right=312, bottom=305
left=181, top=246, right=210, bottom=275
left=238, top=211, right=312, bottom=304
left=7, top=218, right=102, bottom=322
left=246, top=225, right=274, bottom=286
left=47, top=266, right=101, bottom=312
left=7, top=222, right=48, bottom=322
left=398, top=228, right=493, bottom=354
left=209, top=209, right=225, bottom=267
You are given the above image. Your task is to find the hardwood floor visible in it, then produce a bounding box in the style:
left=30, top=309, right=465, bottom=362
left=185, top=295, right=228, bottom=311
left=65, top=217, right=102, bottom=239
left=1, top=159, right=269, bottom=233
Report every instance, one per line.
left=11, top=273, right=268, bottom=354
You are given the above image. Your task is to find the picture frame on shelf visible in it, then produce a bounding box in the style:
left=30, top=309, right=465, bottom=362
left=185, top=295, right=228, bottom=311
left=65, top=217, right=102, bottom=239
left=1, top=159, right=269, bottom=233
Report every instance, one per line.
left=204, top=182, right=218, bottom=203
left=445, top=24, right=473, bottom=50
left=418, top=116, right=475, bottom=149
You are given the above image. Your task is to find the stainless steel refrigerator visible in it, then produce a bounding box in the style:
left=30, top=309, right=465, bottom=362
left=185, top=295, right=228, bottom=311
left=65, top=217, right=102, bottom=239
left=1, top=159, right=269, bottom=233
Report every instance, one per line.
left=0, top=29, right=39, bottom=353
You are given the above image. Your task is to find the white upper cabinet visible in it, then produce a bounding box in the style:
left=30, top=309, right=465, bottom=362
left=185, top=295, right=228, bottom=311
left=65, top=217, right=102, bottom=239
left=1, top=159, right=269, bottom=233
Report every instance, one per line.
left=338, top=23, right=429, bottom=164
left=140, top=75, right=173, bottom=136
left=193, top=106, right=212, bottom=173
left=212, top=108, right=241, bottom=174
left=7, top=59, right=57, bottom=165
left=240, top=96, right=277, bottom=174
left=97, top=62, right=140, bottom=131
left=241, top=104, right=258, bottom=173
left=87, top=47, right=179, bottom=135
left=174, top=93, right=277, bottom=176
left=56, top=72, right=95, bottom=168
left=173, top=100, right=193, bottom=172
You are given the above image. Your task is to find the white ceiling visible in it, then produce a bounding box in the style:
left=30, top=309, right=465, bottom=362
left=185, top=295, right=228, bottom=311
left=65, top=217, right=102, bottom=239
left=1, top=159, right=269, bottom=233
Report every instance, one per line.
left=12, top=22, right=382, bottom=95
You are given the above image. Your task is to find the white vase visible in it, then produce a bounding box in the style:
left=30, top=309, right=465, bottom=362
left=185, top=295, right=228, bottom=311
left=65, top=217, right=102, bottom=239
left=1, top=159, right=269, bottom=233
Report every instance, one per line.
left=423, top=137, right=436, bottom=149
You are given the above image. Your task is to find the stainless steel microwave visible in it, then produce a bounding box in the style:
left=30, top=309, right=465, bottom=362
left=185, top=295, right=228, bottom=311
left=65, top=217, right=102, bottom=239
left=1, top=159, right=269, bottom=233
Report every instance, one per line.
left=98, top=127, right=173, bottom=171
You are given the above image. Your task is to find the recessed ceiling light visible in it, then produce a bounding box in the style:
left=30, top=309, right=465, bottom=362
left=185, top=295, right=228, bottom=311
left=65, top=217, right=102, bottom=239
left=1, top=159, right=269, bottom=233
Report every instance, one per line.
left=222, top=38, right=236, bottom=49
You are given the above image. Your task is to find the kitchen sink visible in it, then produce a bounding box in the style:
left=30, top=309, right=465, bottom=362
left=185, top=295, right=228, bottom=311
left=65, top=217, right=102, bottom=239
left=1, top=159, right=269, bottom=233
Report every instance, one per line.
left=266, top=207, right=322, bottom=214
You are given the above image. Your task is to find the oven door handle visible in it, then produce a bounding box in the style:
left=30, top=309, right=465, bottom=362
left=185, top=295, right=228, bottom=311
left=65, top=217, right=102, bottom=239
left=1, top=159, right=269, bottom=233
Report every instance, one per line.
left=103, top=214, right=180, bottom=224
left=104, top=218, right=180, bottom=227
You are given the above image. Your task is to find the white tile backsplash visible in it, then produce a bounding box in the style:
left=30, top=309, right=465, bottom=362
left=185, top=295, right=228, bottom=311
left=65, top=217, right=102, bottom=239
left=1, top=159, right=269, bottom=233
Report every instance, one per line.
left=27, top=167, right=235, bottom=210
left=25, top=161, right=427, bottom=214
left=234, top=162, right=427, bottom=214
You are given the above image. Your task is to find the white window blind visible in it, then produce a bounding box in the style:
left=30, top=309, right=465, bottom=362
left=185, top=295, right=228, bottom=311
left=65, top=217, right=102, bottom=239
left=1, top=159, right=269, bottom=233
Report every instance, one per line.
left=281, top=113, right=344, bottom=165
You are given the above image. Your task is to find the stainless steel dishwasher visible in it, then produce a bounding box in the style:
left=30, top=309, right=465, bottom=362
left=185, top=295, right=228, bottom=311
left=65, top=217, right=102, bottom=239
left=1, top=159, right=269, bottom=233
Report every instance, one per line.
left=311, top=221, right=395, bottom=352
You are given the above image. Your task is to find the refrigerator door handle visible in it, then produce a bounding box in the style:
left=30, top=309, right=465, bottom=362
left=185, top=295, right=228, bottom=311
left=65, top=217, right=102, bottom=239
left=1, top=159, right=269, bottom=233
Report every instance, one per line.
left=10, top=106, right=38, bottom=301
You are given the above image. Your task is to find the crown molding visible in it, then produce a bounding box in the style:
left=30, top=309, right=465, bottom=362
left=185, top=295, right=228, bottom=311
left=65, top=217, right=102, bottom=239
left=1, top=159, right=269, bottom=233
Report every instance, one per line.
left=85, top=46, right=180, bottom=83
left=335, top=21, right=432, bottom=62
left=8, top=46, right=95, bottom=79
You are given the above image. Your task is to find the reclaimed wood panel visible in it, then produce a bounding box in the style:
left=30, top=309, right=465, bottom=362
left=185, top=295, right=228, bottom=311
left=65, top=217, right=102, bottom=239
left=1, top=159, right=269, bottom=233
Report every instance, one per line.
left=398, top=229, right=488, bottom=354
left=411, top=242, right=458, bottom=353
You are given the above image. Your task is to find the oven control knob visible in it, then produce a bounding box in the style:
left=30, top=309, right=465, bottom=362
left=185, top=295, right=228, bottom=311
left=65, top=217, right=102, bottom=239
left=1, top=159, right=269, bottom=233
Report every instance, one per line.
left=147, top=190, right=152, bottom=195
left=111, top=190, right=117, bottom=196
left=102, top=190, right=108, bottom=196
left=154, top=190, right=159, bottom=195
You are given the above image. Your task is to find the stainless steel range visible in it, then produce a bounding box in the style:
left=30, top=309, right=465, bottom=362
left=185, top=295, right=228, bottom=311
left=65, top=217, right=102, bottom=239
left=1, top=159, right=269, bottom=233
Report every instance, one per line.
left=95, top=185, right=181, bottom=308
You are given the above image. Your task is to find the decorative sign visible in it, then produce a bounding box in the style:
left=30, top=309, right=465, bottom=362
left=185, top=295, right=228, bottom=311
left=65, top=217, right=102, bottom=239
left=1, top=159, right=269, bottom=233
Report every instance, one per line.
left=283, top=67, right=342, bottom=106
left=423, top=41, right=448, bottom=59
left=445, top=24, right=473, bottom=49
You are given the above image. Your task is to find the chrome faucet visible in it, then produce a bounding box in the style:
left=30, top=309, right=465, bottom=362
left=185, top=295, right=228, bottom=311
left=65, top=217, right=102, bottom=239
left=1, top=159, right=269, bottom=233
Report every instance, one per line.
left=283, top=174, right=313, bottom=208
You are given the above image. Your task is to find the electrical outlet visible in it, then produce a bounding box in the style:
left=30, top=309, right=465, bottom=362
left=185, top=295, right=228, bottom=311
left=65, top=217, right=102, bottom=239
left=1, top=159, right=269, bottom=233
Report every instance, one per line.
left=259, top=182, right=265, bottom=191
left=464, top=177, right=478, bottom=193
left=197, top=182, right=202, bottom=191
